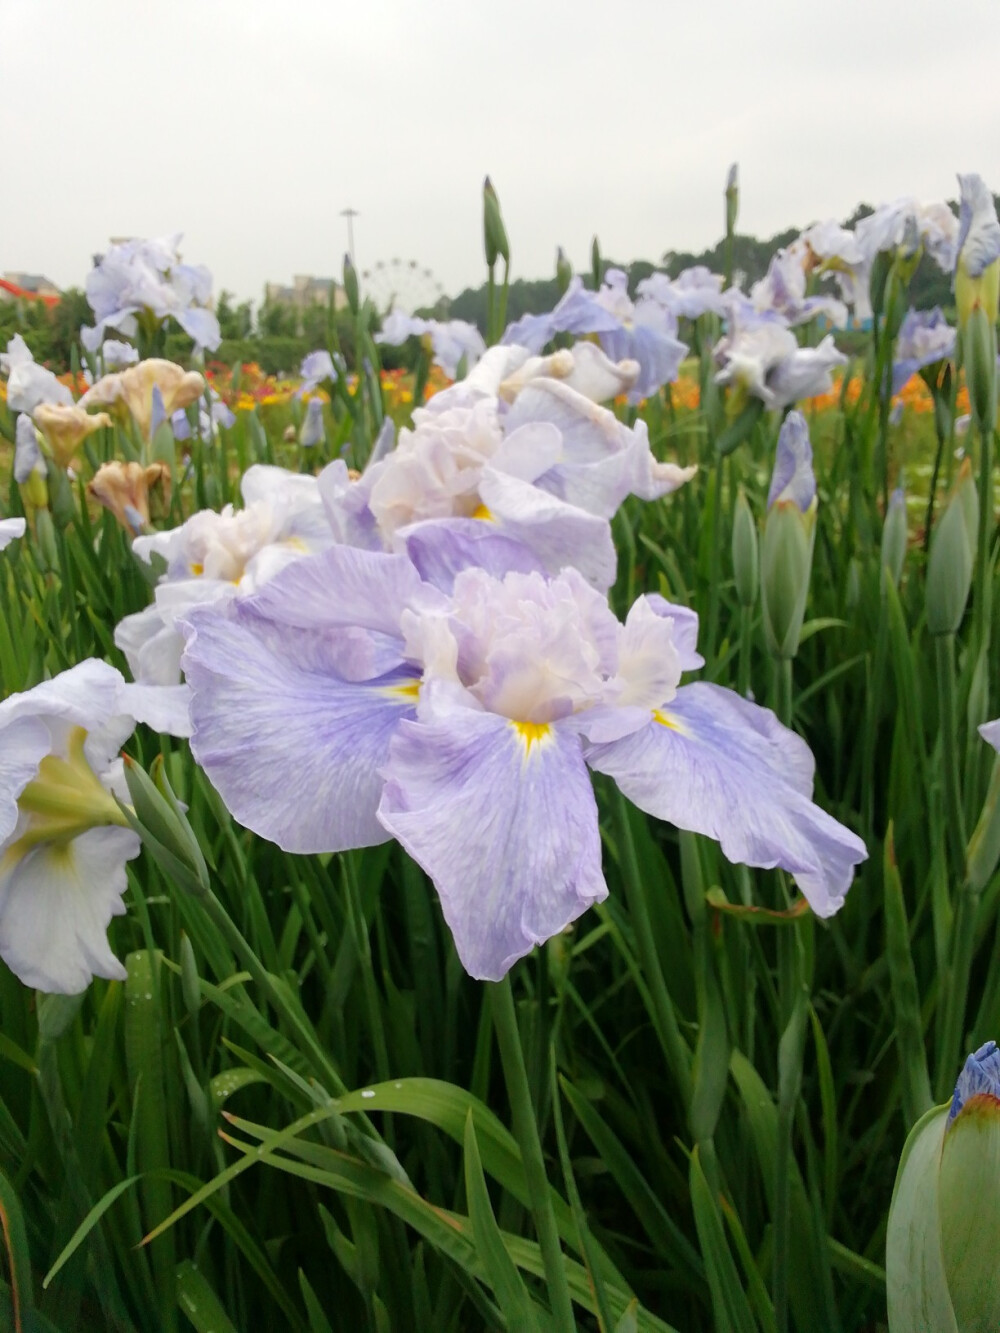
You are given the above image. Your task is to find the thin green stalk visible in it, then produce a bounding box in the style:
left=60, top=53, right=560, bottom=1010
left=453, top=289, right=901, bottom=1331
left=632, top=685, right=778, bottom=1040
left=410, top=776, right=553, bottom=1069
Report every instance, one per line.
left=488, top=975, right=575, bottom=1331
left=935, top=633, right=967, bottom=873
left=705, top=451, right=725, bottom=667
left=922, top=413, right=948, bottom=555
left=775, top=657, right=793, bottom=730
left=937, top=875, right=983, bottom=1102
left=974, top=415, right=994, bottom=653
left=612, top=790, right=693, bottom=1105
left=773, top=927, right=807, bottom=1333
left=737, top=604, right=753, bottom=700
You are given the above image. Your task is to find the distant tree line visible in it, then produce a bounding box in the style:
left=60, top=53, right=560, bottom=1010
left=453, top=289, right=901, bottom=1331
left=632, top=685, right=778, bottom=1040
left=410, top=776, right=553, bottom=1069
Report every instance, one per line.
left=4, top=193, right=994, bottom=376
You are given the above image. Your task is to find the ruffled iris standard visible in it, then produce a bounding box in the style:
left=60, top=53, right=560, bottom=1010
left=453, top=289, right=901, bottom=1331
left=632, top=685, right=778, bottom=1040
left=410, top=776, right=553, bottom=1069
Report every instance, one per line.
left=180, top=548, right=867, bottom=981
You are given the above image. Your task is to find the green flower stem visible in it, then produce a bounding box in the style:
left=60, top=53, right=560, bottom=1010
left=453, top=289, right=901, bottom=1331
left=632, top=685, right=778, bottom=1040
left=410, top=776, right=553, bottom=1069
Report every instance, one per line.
left=922, top=404, right=948, bottom=555
left=775, top=656, right=793, bottom=730
left=935, top=633, right=968, bottom=874
left=613, top=790, right=693, bottom=1105
left=488, top=974, right=576, bottom=1331
left=974, top=414, right=994, bottom=655
left=705, top=451, right=726, bottom=668
left=937, top=873, right=983, bottom=1102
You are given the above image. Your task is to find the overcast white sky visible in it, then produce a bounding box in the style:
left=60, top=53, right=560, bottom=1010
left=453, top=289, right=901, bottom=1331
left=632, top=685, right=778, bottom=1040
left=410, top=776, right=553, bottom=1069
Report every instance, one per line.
left=3, top=0, right=999, bottom=309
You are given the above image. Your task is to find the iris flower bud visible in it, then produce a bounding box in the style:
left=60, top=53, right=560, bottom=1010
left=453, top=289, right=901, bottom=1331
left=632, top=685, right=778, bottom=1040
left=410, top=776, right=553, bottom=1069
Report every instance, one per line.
left=482, top=177, right=510, bottom=268
left=556, top=246, right=573, bottom=296
left=725, top=162, right=739, bottom=237
left=926, top=460, right=977, bottom=636
left=881, top=487, right=908, bottom=593
left=731, top=487, right=758, bottom=609
left=760, top=413, right=816, bottom=660
left=888, top=1042, right=1000, bottom=1331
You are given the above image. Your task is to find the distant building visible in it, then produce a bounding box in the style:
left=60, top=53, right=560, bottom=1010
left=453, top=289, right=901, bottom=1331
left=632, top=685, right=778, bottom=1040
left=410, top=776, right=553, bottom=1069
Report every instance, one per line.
left=264, top=274, right=345, bottom=311
left=0, top=272, right=61, bottom=307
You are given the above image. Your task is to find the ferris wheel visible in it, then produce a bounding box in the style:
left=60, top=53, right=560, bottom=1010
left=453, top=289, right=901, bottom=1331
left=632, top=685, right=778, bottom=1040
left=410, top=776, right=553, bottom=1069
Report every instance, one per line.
left=360, top=258, right=446, bottom=316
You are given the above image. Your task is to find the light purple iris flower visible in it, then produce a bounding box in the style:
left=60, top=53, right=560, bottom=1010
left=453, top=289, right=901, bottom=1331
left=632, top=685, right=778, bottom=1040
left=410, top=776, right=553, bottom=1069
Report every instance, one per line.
left=319, top=366, right=695, bottom=591
left=0, top=518, right=26, bottom=550
left=948, top=1041, right=1000, bottom=1127
left=955, top=173, right=1000, bottom=279
left=297, top=350, right=341, bottom=398
left=892, top=308, right=956, bottom=394
left=855, top=199, right=958, bottom=274
left=503, top=271, right=688, bottom=403
left=750, top=244, right=848, bottom=329
left=375, top=310, right=486, bottom=378
left=300, top=397, right=326, bottom=447
left=1, top=335, right=74, bottom=414
left=171, top=389, right=236, bottom=443
left=714, top=302, right=847, bottom=409
left=14, top=415, right=45, bottom=484
left=767, top=411, right=816, bottom=511
left=180, top=551, right=867, bottom=980
left=636, top=267, right=726, bottom=321
left=81, top=234, right=221, bottom=353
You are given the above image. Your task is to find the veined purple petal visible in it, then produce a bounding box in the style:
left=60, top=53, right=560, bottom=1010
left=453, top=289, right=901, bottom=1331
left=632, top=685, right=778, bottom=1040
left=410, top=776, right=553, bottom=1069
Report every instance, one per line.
left=585, top=682, right=866, bottom=916
left=767, top=412, right=816, bottom=512
left=242, top=545, right=429, bottom=637
left=181, top=602, right=418, bottom=852
left=399, top=518, right=547, bottom=591
left=379, top=709, right=606, bottom=980
left=477, top=469, right=618, bottom=590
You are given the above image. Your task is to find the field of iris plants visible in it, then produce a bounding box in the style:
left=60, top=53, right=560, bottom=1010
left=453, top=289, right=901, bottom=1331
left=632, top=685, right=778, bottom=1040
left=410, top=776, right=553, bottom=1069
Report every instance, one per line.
left=1, top=170, right=999, bottom=1332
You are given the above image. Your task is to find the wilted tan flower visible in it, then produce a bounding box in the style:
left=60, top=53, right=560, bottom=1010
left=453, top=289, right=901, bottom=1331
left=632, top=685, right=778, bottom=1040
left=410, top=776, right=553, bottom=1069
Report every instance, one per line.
left=79, top=359, right=204, bottom=441
left=88, top=460, right=170, bottom=534
left=32, top=404, right=113, bottom=469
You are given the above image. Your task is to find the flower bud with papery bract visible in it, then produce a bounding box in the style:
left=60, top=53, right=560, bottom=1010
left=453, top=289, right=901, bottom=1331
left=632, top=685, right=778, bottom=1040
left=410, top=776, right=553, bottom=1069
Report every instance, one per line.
left=926, top=459, right=977, bottom=636
left=483, top=177, right=510, bottom=267
left=731, top=487, right=758, bottom=609
left=760, top=412, right=816, bottom=660
left=888, top=1042, right=1000, bottom=1331
left=881, top=487, right=908, bottom=593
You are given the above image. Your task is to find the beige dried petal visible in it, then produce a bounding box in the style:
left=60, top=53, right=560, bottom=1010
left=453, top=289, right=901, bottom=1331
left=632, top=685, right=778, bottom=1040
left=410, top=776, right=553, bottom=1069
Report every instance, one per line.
left=88, top=460, right=170, bottom=534
left=79, top=359, right=205, bottom=441
left=32, top=404, right=112, bottom=469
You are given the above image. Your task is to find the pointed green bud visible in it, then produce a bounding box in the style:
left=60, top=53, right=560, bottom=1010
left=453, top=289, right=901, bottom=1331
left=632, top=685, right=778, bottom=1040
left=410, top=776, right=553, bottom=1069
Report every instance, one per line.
left=482, top=176, right=509, bottom=267
left=760, top=500, right=816, bottom=659
left=760, top=412, right=816, bottom=660
left=591, top=235, right=602, bottom=290
left=926, top=460, right=977, bottom=636
left=121, top=755, right=210, bottom=897
left=939, top=1043, right=1000, bottom=1330
left=869, top=250, right=893, bottom=323
left=881, top=487, right=908, bottom=594
left=961, top=305, right=997, bottom=437
left=724, top=162, right=739, bottom=237
left=555, top=245, right=572, bottom=296
left=731, top=487, right=758, bottom=608
left=343, top=252, right=360, bottom=315
left=886, top=1104, right=957, bottom=1332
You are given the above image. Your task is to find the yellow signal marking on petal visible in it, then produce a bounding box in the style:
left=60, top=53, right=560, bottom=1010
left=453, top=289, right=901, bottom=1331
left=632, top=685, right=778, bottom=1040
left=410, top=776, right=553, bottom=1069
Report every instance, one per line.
left=472, top=503, right=494, bottom=521
left=190, top=562, right=204, bottom=576
left=382, top=680, right=421, bottom=702
left=512, top=720, right=552, bottom=753
left=653, top=708, right=685, bottom=733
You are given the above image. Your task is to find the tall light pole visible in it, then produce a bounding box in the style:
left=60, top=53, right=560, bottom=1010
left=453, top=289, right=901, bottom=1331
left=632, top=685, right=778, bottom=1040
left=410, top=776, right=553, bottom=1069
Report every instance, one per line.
left=340, top=208, right=359, bottom=266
